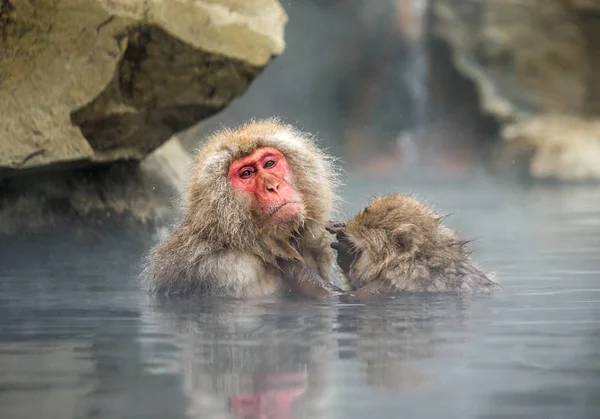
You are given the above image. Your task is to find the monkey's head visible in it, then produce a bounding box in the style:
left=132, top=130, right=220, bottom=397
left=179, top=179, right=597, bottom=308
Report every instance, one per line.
left=183, top=119, right=338, bottom=259
left=339, top=194, right=465, bottom=288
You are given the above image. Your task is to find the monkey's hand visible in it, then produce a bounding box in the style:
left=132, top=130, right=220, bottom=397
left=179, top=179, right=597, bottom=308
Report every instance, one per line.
left=278, top=259, right=344, bottom=298
left=326, top=221, right=357, bottom=275
left=325, top=221, right=346, bottom=235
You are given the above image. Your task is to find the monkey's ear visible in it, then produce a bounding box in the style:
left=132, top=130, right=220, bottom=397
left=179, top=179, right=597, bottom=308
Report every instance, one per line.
left=391, top=224, right=418, bottom=253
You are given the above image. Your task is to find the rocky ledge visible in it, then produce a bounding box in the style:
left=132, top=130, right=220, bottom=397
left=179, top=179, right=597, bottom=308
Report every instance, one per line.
left=0, top=0, right=287, bottom=234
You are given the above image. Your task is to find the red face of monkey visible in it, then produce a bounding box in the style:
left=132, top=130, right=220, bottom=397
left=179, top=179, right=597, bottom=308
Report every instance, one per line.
left=228, top=147, right=304, bottom=224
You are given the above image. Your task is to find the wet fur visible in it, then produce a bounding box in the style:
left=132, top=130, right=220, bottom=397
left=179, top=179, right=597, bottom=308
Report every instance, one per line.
left=140, top=119, right=340, bottom=297
left=341, top=194, right=500, bottom=296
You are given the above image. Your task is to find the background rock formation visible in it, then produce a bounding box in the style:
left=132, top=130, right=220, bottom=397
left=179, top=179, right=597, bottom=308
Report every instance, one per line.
left=0, top=0, right=287, bottom=233
left=501, top=115, right=600, bottom=181
left=431, top=0, right=600, bottom=181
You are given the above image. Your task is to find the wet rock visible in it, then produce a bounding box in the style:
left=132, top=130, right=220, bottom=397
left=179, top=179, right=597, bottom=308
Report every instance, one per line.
left=0, top=0, right=286, bottom=175
left=500, top=115, right=600, bottom=182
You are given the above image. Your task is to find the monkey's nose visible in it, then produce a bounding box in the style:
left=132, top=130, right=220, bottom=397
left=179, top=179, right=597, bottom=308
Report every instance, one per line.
left=265, top=182, right=279, bottom=192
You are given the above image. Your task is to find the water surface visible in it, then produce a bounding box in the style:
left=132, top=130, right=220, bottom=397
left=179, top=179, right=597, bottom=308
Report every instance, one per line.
left=1, top=177, right=599, bottom=419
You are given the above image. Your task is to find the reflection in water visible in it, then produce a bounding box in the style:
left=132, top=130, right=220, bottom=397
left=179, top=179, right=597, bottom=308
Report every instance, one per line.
left=140, top=298, right=337, bottom=419
left=0, top=179, right=599, bottom=418
left=350, top=295, right=472, bottom=393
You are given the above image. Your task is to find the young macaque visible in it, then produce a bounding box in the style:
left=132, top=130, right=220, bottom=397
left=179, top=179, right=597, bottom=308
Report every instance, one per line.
left=327, top=194, right=500, bottom=299
left=141, top=119, right=343, bottom=298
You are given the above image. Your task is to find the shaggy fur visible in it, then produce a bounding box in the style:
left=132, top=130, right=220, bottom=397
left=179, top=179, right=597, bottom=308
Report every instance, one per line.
left=339, top=194, right=500, bottom=294
left=141, top=119, right=340, bottom=297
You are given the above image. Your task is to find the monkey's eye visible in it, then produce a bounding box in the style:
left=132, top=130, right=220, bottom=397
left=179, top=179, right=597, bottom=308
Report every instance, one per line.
left=264, top=160, right=275, bottom=168
left=240, top=169, right=254, bottom=179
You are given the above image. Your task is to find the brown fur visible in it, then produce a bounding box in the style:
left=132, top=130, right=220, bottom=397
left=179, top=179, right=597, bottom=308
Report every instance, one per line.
left=337, top=194, right=500, bottom=296
left=141, top=119, right=340, bottom=297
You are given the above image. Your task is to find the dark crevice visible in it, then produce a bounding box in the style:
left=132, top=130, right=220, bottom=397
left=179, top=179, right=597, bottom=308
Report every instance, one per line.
left=70, top=24, right=263, bottom=160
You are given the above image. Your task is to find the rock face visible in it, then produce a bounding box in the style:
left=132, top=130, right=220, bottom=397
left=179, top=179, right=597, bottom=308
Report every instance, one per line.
left=0, top=0, right=286, bottom=233
left=0, top=0, right=286, bottom=176
left=431, top=0, right=600, bottom=180
left=431, top=0, right=590, bottom=123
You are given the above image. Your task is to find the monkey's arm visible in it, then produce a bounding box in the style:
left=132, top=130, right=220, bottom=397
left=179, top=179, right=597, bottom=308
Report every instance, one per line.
left=299, top=226, right=337, bottom=282
left=278, top=259, right=344, bottom=298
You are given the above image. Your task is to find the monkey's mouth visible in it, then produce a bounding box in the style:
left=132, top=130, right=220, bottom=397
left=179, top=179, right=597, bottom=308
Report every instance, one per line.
left=268, top=201, right=303, bottom=218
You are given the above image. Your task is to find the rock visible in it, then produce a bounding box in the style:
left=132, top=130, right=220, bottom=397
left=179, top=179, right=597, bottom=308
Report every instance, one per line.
left=0, top=0, right=287, bottom=176
left=430, top=0, right=600, bottom=180
left=0, top=0, right=287, bottom=234
left=500, top=115, right=600, bottom=181
left=0, top=137, right=193, bottom=235
left=431, top=0, right=590, bottom=124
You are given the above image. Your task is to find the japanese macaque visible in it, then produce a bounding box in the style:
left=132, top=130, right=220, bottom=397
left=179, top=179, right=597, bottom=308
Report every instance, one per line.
left=327, top=194, right=500, bottom=299
left=141, top=119, right=343, bottom=298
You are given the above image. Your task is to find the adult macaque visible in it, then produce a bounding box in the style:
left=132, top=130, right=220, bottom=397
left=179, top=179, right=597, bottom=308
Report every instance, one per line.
left=141, top=119, right=342, bottom=298
left=327, top=194, right=500, bottom=299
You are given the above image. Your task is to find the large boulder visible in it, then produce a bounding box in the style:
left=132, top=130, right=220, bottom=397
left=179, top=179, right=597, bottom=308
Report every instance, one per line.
left=431, top=0, right=600, bottom=180
left=0, top=0, right=286, bottom=175
left=0, top=0, right=287, bottom=234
